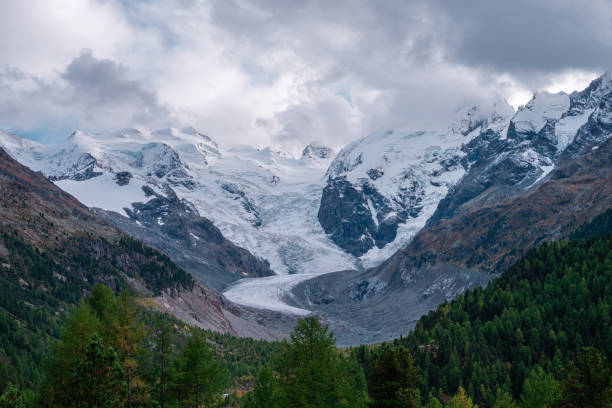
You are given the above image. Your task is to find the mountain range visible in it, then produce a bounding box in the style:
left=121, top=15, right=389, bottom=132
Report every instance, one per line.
left=1, top=72, right=611, bottom=345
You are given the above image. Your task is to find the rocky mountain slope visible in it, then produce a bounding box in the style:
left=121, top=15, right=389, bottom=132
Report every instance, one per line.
left=318, top=98, right=514, bottom=261
left=288, top=73, right=612, bottom=345
left=0, top=146, right=285, bottom=340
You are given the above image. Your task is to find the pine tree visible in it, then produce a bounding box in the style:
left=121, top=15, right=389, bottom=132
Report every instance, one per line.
left=424, top=396, right=443, bottom=408
left=72, top=333, right=126, bottom=408
left=448, top=386, right=477, bottom=408
left=38, top=301, right=100, bottom=407
left=153, top=315, right=173, bottom=408
left=108, top=291, right=149, bottom=407
left=276, top=316, right=367, bottom=408
left=244, top=365, right=280, bottom=408
left=520, top=366, right=560, bottom=408
left=367, top=345, right=421, bottom=408
left=493, top=390, right=518, bottom=408
left=172, top=329, right=227, bottom=407
left=557, top=347, right=612, bottom=408
left=0, top=383, right=33, bottom=408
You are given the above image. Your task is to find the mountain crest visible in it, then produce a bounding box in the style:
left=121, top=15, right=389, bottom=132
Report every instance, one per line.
left=301, top=141, right=334, bottom=160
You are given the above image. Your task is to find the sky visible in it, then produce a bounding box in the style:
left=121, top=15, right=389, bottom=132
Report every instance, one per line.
left=0, top=0, right=610, bottom=154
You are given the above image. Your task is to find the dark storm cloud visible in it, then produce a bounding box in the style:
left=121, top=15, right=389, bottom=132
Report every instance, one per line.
left=430, top=0, right=612, bottom=81
left=61, top=51, right=165, bottom=114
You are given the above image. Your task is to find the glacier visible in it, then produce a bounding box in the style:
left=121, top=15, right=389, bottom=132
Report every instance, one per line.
left=2, top=72, right=609, bottom=315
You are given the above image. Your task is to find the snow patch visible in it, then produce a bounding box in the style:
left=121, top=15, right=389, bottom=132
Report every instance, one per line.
left=513, top=91, right=570, bottom=134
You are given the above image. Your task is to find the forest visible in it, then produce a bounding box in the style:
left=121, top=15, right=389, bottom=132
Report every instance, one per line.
left=1, top=214, right=611, bottom=407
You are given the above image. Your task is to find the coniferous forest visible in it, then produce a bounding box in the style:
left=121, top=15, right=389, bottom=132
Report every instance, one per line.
left=1, top=215, right=612, bottom=407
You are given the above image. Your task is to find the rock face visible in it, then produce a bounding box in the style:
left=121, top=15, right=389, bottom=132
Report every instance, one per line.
left=95, top=185, right=273, bottom=290
left=430, top=73, right=612, bottom=226
left=301, top=142, right=335, bottom=160
left=318, top=99, right=514, bottom=259
left=318, top=175, right=421, bottom=256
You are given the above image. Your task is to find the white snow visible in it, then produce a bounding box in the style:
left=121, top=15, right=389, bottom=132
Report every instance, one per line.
left=0, top=127, right=357, bottom=278
left=55, top=173, right=148, bottom=214
left=513, top=91, right=570, bottom=134
left=555, top=109, right=594, bottom=151
left=0, top=87, right=590, bottom=315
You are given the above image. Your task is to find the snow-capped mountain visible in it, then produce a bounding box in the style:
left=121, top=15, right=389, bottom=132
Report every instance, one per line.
left=318, top=98, right=515, bottom=262
left=319, top=73, right=612, bottom=265
left=0, top=127, right=356, bottom=286
left=286, top=73, right=612, bottom=344
left=1, top=72, right=611, bottom=321
left=430, top=72, right=612, bottom=225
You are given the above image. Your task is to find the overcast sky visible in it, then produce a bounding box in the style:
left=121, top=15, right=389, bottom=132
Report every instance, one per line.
left=0, top=0, right=610, bottom=153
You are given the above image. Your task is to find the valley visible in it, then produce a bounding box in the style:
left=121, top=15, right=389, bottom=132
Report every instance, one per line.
left=2, top=73, right=612, bottom=346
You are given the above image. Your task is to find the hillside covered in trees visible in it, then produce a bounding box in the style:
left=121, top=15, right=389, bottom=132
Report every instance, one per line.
left=373, top=213, right=612, bottom=406
left=2, top=215, right=611, bottom=407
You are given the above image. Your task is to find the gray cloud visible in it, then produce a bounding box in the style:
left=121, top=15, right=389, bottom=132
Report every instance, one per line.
left=0, top=50, right=172, bottom=142
left=0, top=0, right=609, bottom=150
left=429, top=0, right=612, bottom=83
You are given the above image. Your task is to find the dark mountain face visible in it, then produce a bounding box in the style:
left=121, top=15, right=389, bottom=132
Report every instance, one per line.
left=318, top=176, right=413, bottom=256
left=316, top=105, right=513, bottom=258
left=94, top=185, right=273, bottom=290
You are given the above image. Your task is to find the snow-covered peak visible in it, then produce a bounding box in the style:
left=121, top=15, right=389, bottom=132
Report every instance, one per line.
left=0, top=129, right=42, bottom=152
left=449, top=105, right=488, bottom=137
left=569, top=71, right=612, bottom=113
left=449, top=98, right=514, bottom=139
left=301, top=141, right=335, bottom=160
left=512, top=91, right=570, bottom=134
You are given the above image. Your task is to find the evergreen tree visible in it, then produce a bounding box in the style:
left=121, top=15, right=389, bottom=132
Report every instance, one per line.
left=243, top=365, right=280, bottom=408
left=557, top=347, right=612, bottom=408
left=72, top=333, right=127, bottom=408
left=493, top=390, right=518, bottom=408
left=152, top=315, right=173, bottom=408
left=424, top=397, right=443, bottom=408
left=448, top=386, right=477, bottom=408
left=172, top=330, right=227, bottom=407
left=108, top=291, right=149, bottom=407
left=276, top=316, right=367, bottom=408
left=88, top=284, right=117, bottom=325
left=520, top=366, right=560, bottom=408
left=366, top=345, right=421, bottom=408
left=0, top=384, right=33, bottom=408
left=38, top=301, right=100, bottom=407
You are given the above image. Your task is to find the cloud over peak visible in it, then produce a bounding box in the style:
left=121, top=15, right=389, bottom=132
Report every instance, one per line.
left=0, top=0, right=608, bottom=151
